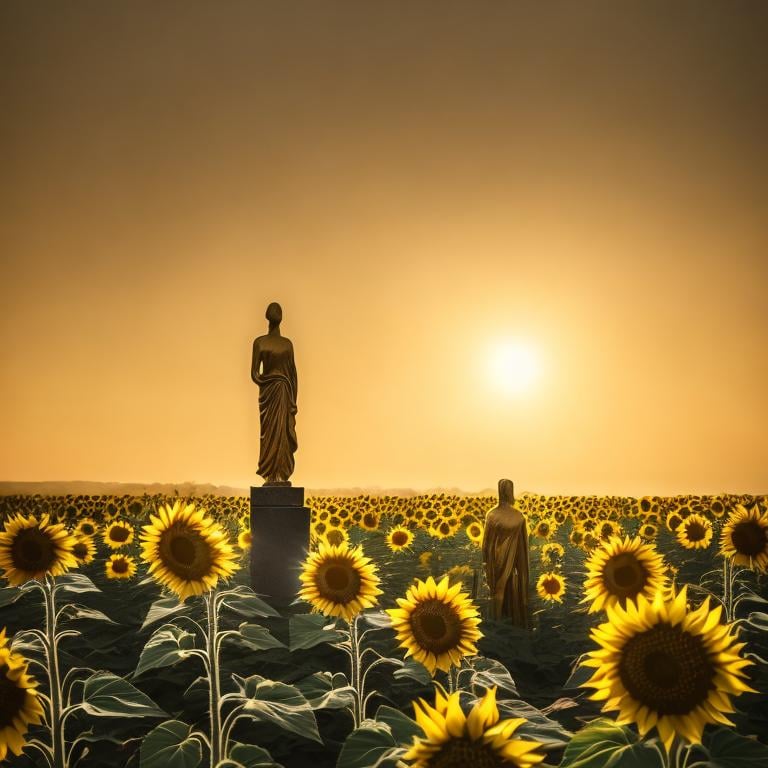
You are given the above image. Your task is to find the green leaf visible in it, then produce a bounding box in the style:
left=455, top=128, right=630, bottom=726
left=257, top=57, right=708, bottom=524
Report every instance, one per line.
left=81, top=671, right=166, bottom=718
left=295, top=672, right=356, bottom=710
left=0, top=586, right=23, bottom=608
left=59, top=604, right=118, bottom=625
left=392, top=659, right=431, bottom=686
left=564, top=653, right=595, bottom=689
left=218, top=585, right=280, bottom=619
left=289, top=613, right=346, bottom=651
left=467, top=657, right=518, bottom=697
left=140, top=719, right=202, bottom=768
left=140, top=596, right=191, bottom=631
left=53, top=572, right=101, bottom=595
left=225, top=623, right=285, bottom=652
left=360, top=610, right=393, bottom=630
left=135, top=624, right=199, bottom=677
left=560, top=718, right=660, bottom=768
left=497, top=698, right=573, bottom=748
left=232, top=674, right=321, bottom=743
left=336, top=721, right=404, bottom=768
left=707, top=727, right=768, bottom=768
left=375, top=705, right=422, bottom=744
left=228, top=742, right=283, bottom=768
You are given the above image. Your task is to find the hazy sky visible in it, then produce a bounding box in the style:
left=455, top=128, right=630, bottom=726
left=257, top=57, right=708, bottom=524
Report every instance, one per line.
left=2, top=2, right=767, bottom=494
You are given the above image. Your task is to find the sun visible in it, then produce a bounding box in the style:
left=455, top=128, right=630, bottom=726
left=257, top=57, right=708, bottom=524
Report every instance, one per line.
left=487, top=340, right=541, bottom=396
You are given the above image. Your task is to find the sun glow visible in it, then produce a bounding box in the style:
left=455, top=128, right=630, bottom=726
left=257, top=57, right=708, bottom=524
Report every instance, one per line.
left=487, top=339, right=541, bottom=396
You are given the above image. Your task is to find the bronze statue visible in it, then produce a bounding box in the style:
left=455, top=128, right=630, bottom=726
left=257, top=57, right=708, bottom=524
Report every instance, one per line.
left=482, top=479, right=530, bottom=626
left=251, top=302, right=298, bottom=485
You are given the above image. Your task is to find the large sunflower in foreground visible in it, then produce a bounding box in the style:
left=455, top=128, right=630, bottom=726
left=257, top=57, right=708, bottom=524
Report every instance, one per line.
left=676, top=513, right=713, bottom=550
left=582, top=536, right=666, bottom=614
left=387, top=575, right=482, bottom=675
left=581, top=586, right=755, bottom=752
left=0, top=629, right=46, bottom=762
left=298, top=541, right=381, bottom=621
left=140, top=501, right=238, bottom=601
left=404, top=685, right=545, bottom=767
left=720, top=504, right=768, bottom=573
left=0, top=514, right=78, bottom=586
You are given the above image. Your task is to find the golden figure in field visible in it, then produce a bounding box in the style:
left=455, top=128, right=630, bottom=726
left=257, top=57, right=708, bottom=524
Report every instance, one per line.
left=482, top=479, right=530, bottom=626
left=251, top=302, right=298, bottom=485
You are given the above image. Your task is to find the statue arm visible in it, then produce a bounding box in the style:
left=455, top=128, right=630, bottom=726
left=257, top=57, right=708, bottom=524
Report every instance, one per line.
left=251, top=339, right=261, bottom=383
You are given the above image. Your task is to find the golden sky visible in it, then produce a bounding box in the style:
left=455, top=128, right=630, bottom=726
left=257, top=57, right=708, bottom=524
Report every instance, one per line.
left=2, top=2, right=766, bottom=494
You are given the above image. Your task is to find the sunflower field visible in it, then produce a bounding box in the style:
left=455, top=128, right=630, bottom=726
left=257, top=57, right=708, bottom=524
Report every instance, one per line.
left=0, top=491, right=767, bottom=768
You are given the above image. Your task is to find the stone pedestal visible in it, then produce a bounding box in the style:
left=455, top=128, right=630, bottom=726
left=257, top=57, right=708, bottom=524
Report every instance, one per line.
left=250, top=485, right=310, bottom=603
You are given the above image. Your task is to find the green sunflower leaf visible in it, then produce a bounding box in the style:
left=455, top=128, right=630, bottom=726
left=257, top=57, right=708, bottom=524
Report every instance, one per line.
left=231, top=674, right=321, bottom=743
left=559, top=718, right=659, bottom=768
left=80, top=671, right=166, bottom=718
left=218, top=585, right=281, bottom=619
left=140, top=596, right=191, bottom=631
left=223, top=622, right=285, bottom=652
left=134, top=624, right=199, bottom=677
left=295, top=671, right=356, bottom=710
left=228, top=742, right=283, bottom=768
left=139, top=719, right=203, bottom=768
left=336, top=721, right=405, bottom=768
left=706, top=727, right=768, bottom=768
left=289, top=613, right=346, bottom=651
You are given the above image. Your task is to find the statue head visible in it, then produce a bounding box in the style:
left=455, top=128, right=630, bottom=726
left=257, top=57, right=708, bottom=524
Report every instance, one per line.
left=498, top=478, right=515, bottom=505
left=266, top=302, right=282, bottom=326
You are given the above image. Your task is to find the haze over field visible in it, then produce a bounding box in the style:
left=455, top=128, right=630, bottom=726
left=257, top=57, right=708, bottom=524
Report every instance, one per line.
left=2, top=3, right=767, bottom=495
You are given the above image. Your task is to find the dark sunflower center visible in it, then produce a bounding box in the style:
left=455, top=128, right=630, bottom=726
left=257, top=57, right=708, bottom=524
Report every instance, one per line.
left=111, top=558, right=129, bottom=574
left=429, top=737, right=504, bottom=768
left=640, top=499, right=651, bottom=512
left=158, top=523, right=214, bottom=580
left=603, top=552, right=648, bottom=603
left=80, top=523, right=95, bottom=536
left=409, top=599, right=462, bottom=654
left=438, top=522, right=451, bottom=536
left=363, top=514, right=377, bottom=528
left=0, top=665, right=29, bottom=728
left=72, top=542, right=89, bottom=560
left=668, top=514, right=682, bottom=531
left=543, top=577, right=561, bottom=595
left=685, top=522, right=707, bottom=542
left=618, top=622, right=714, bottom=716
left=392, top=531, right=409, bottom=546
left=11, top=528, right=56, bottom=572
left=731, top=521, right=767, bottom=557
left=600, top=523, right=614, bottom=538
left=316, top=559, right=361, bottom=604
left=109, top=526, right=131, bottom=543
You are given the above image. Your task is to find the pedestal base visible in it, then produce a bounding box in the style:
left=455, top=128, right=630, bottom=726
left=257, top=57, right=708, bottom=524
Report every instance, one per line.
left=250, top=486, right=310, bottom=602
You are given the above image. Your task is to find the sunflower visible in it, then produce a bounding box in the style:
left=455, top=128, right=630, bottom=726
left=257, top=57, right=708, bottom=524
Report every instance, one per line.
left=665, top=511, right=683, bottom=532
left=582, top=536, right=667, bottom=614
left=323, top=526, right=349, bottom=548
left=676, top=514, right=713, bottom=551
left=105, top=553, right=137, bottom=580
left=387, top=526, right=415, bottom=552
left=140, top=501, right=239, bottom=601
left=540, top=542, right=564, bottom=565
left=596, top=519, right=622, bottom=542
left=403, top=685, right=545, bottom=768
left=568, top=526, right=585, bottom=548
left=0, top=632, right=46, bottom=763
left=0, top=514, right=78, bottom=586
left=709, top=497, right=726, bottom=519
left=532, top=518, right=556, bottom=540
left=387, top=575, right=482, bottom=675
left=429, top=519, right=457, bottom=540
left=536, top=572, right=566, bottom=603
left=720, top=503, right=768, bottom=573
left=298, top=541, right=381, bottom=621
left=359, top=511, right=380, bottom=532
left=103, top=521, right=134, bottom=549
left=237, top=530, right=252, bottom=551
left=75, top=517, right=99, bottom=538
left=581, top=586, right=755, bottom=752
left=638, top=523, right=658, bottom=541
left=71, top=536, right=96, bottom=566
left=465, top=521, right=484, bottom=545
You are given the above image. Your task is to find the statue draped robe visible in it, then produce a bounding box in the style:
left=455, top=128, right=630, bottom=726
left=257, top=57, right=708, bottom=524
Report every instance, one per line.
left=253, top=343, right=298, bottom=482
left=482, top=509, right=530, bottom=626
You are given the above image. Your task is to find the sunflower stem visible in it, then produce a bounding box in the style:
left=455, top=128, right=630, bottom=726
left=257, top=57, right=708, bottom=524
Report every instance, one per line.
left=348, top=615, right=362, bottom=727
left=205, top=591, right=223, bottom=767
left=43, top=576, right=66, bottom=768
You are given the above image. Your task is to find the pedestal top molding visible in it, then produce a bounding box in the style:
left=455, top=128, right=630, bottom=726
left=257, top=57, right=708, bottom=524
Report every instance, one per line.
left=250, top=485, right=304, bottom=507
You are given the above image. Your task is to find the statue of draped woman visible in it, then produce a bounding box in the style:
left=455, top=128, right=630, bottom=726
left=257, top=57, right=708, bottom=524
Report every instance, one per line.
left=482, top=479, right=530, bottom=626
left=251, top=302, right=298, bottom=485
